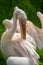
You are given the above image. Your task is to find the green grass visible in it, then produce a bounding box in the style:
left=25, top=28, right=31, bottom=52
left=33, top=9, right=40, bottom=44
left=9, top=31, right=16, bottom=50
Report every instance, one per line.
left=0, top=24, right=5, bottom=38
left=0, top=50, right=7, bottom=65
left=36, top=49, right=43, bottom=65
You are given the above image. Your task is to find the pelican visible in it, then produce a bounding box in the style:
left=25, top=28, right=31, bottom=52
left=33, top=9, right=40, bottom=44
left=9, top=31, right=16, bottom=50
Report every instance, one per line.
left=3, top=11, right=43, bottom=50
left=37, top=11, right=43, bottom=29
left=1, top=7, right=39, bottom=65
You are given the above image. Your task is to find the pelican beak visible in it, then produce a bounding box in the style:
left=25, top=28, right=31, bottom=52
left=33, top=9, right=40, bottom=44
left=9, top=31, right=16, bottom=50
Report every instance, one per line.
left=19, top=19, right=26, bottom=39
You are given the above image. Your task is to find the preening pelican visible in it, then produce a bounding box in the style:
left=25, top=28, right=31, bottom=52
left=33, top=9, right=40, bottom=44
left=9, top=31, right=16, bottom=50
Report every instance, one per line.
left=1, top=7, right=39, bottom=65
left=3, top=11, right=43, bottom=50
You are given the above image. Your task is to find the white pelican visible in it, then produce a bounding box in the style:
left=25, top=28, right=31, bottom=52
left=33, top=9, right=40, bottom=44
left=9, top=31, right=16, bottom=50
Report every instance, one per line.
left=3, top=11, right=43, bottom=50
left=37, top=11, right=43, bottom=29
left=1, top=7, right=39, bottom=65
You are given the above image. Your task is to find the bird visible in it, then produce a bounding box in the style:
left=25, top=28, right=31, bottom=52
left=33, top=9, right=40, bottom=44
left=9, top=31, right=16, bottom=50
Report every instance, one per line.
left=37, top=11, right=43, bottom=29
left=1, top=7, right=39, bottom=65
left=3, top=11, right=43, bottom=50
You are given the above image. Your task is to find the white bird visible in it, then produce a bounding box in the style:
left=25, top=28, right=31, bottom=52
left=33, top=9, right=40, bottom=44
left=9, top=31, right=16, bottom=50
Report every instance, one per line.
left=37, top=11, right=43, bottom=29
left=1, top=7, right=39, bottom=65
left=3, top=11, right=43, bottom=50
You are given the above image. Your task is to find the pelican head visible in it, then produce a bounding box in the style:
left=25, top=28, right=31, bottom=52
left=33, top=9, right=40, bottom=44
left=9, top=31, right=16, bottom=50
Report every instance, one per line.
left=13, top=7, right=27, bottom=39
left=37, top=11, right=43, bottom=18
left=3, top=19, right=12, bottom=29
left=14, top=6, right=18, bottom=11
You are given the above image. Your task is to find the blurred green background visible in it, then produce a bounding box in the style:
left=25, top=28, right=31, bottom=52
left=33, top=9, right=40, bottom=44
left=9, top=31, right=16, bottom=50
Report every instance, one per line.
left=0, top=0, right=43, bottom=65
